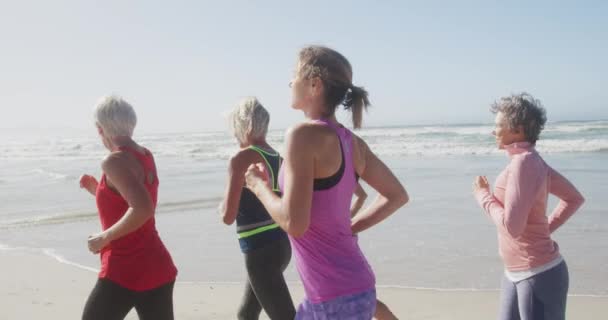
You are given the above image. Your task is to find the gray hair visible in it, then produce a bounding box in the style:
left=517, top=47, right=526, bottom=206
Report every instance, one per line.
left=229, top=97, right=270, bottom=144
left=94, top=95, right=137, bottom=138
left=491, top=92, right=547, bottom=144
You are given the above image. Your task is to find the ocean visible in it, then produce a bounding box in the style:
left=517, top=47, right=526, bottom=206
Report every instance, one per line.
left=1, top=120, right=607, bottom=295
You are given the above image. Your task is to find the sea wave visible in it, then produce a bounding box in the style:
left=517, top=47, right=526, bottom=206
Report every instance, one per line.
left=32, top=168, right=73, bottom=180
left=1, top=121, right=606, bottom=160
left=0, top=197, right=222, bottom=229
left=42, top=248, right=99, bottom=273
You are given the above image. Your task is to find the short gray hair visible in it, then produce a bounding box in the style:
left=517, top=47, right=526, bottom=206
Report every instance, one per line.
left=229, top=97, right=269, bottom=144
left=94, top=95, right=137, bottom=138
left=491, top=93, right=547, bottom=144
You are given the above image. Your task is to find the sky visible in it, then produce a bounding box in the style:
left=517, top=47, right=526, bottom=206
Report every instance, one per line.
left=1, top=0, right=606, bottom=134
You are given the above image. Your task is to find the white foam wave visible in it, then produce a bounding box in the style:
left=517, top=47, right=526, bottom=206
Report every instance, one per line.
left=41, top=248, right=98, bottom=273
left=32, top=168, right=71, bottom=180
left=0, top=197, right=222, bottom=229
left=1, top=122, right=606, bottom=160
left=537, top=139, right=608, bottom=153
left=546, top=121, right=608, bottom=133
left=0, top=243, right=98, bottom=273
left=360, top=125, right=492, bottom=138
left=0, top=211, right=98, bottom=229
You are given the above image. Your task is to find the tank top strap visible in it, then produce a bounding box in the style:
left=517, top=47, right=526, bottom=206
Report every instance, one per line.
left=248, top=145, right=281, bottom=192
left=314, top=118, right=350, bottom=139
left=315, top=119, right=353, bottom=165
left=119, top=144, right=155, bottom=161
left=117, top=146, right=157, bottom=185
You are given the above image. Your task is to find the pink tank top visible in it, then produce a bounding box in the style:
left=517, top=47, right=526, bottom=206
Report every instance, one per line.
left=279, top=119, right=375, bottom=303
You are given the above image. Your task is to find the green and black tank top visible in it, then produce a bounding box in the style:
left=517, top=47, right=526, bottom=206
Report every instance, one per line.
left=236, top=145, right=287, bottom=253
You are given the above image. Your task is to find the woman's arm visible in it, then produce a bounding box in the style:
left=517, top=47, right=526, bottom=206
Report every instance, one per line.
left=246, top=124, right=316, bottom=237
left=87, top=152, right=154, bottom=253
left=474, top=155, right=546, bottom=238
left=350, top=182, right=368, bottom=218
left=219, top=153, right=248, bottom=225
left=547, top=167, right=585, bottom=233
left=351, top=138, right=408, bottom=234
left=79, top=174, right=98, bottom=196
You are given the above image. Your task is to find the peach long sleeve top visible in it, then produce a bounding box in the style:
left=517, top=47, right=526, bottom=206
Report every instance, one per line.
left=475, top=142, right=585, bottom=272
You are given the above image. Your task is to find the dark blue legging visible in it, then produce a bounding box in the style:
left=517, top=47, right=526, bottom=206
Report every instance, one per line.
left=498, top=261, right=569, bottom=320
left=238, top=236, right=296, bottom=320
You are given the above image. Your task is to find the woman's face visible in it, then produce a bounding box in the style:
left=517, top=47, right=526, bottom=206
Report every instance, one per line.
left=96, top=124, right=112, bottom=151
left=289, top=61, right=313, bottom=111
left=493, top=112, right=525, bottom=149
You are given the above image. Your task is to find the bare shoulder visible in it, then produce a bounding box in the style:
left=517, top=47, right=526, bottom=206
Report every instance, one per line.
left=101, top=151, right=134, bottom=173
left=229, top=148, right=260, bottom=173
left=287, top=121, right=331, bottom=139
left=350, top=132, right=369, bottom=156
left=287, top=122, right=338, bottom=150
left=350, top=132, right=370, bottom=174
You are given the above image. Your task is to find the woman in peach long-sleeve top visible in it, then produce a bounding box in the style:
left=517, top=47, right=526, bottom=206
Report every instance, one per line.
left=473, top=93, right=584, bottom=320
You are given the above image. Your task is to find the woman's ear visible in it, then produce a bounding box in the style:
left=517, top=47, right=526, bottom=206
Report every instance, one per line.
left=511, top=126, right=525, bottom=136
left=310, top=77, right=323, bottom=97
left=245, top=126, right=253, bottom=144
left=513, top=125, right=524, bottom=134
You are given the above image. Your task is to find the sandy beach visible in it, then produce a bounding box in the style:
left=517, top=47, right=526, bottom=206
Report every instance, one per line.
left=1, top=249, right=605, bottom=320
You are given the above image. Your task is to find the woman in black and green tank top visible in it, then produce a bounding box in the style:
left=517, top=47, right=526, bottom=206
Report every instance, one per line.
left=218, top=97, right=295, bottom=320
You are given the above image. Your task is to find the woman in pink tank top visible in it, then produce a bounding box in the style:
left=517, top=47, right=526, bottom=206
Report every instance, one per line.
left=245, top=46, right=409, bottom=320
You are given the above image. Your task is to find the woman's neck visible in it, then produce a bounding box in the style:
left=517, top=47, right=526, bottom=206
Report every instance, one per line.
left=249, top=138, right=269, bottom=148
left=108, top=136, right=136, bottom=151
left=304, top=109, right=337, bottom=124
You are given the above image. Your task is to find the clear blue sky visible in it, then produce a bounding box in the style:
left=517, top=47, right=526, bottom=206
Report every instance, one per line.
left=1, top=1, right=606, bottom=134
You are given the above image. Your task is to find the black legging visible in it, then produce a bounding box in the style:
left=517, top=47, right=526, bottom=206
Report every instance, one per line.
left=82, top=278, right=175, bottom=320
left=238, top=236, right=296, bottom=320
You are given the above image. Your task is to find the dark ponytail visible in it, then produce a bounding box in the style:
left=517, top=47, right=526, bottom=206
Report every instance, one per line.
left=342, top=85, right=370, bottom=129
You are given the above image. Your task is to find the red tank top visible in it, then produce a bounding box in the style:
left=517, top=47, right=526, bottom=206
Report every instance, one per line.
left=95, top=146, right=177, bottom=291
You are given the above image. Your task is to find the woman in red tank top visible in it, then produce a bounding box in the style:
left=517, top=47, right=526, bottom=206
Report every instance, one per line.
left=79, top=95, right=177, bottom=320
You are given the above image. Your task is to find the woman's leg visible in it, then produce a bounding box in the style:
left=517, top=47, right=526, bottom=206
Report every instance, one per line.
left=82, top=279, right=135, bottom=320
left=133, top=281, right=175, bottom=320
left=498, top=275, right=520, bottom=320
left=237, top=281, right=263, bottom=320
left=515, top=261, right=569, bottom=320
left=374, top=299, right=397, bottom=320
left=246, top=237, right=296, bottom=319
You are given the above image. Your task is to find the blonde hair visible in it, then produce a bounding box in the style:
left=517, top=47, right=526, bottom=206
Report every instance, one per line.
left=229, top=97, right=270, bottom=144
left=94, top=95, right=137, bottom=137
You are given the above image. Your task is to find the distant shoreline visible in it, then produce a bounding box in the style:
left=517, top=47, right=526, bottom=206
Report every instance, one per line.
left=1, top=118, right=607, bottom=137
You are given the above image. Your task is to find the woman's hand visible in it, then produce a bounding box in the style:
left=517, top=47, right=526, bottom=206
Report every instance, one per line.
left=473, top=176, right=490, bottom=193
left=245, top=163, right=270, bottom=193
left=79, top=174, right=99, bottom=196
left=87, top=231, right=111, bottom=254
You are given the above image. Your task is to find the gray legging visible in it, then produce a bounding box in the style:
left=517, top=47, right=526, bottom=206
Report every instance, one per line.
left=238, top=236, right=296, bottom=320
left=498, top=261, right=569, bottom=320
